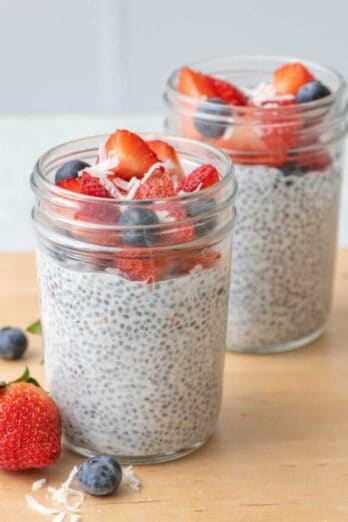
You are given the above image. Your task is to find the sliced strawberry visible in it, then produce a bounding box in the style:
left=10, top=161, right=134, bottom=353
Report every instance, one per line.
left=134, top=167, right=176, bottom=200
left=209, top=77, right=247, bottom=105
left=178, top=67, right=217, bottom=99
left=105, top=130, right=159, bottom=180
left=178, top=164, right=220, bottom=193
left=79, top=172, right=112, bottom=198
left=56, top=177, right=82, bottom=193
left=297, top=149, right=333, bottom=171
left=114, top=249, right=166, bottom=283
left=259, top=100, right=303, bottom=151
left=165, top=248, right=221, bottom=276
left=215, top=127, right=288, bottom=167
left=147, top=139, right=185, bottom=182
left=273, top=62, right=314, bottom=96
left=158, top=201, right=195, bottom=245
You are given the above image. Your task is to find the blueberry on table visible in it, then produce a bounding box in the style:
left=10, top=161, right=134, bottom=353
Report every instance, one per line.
left=194, top=97, right=231, bottom=138
left=55, top=159, right=90, bottom=183
left=119, top=207, right=160, bottom=247
left=186, top=197, right=217, bottom=237
left=296, top=81, right=331, bottom=103
left=0, top=327, right=28, bottom=360
left=78, top=456, right=122, bottom=496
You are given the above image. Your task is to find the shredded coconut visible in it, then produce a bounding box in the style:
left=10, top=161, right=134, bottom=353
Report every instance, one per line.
left=70, top=516, right=81, bottom=522
left=52, top=513, right=66, bottom=522
left=32, top=478, right=47, bottom=491
left=246, top=82, right=294, bottom=106
left=121, top=466, right=141, bottom=491
left=156, top=210, right=176, bottom=223
left=49, top=466, right=84, bottom=513
left=25, top=495, right=60, bottom=515
left=125, top=178, right=141, bottom=200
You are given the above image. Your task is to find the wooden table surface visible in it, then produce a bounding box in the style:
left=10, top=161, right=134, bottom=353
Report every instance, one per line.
left=1, top=251, right=348, bottom=522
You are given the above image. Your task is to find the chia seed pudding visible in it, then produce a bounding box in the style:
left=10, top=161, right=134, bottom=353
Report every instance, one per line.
left=39, top=252, right=230, bottom=458
left=165, top=55, right=348, bottom=352
left=31, top=131, right=235, bottom=462
left=228, top=160, right=340, bottom=350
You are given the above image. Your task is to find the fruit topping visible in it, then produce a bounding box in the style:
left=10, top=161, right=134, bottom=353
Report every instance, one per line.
left=56, top=177, right=82, bottom=193
left=147, top=139, right=185, bottom=182
left=119, top=207, right=160, bottom=247
left=105, top=129, right=159, bottom=179
left=77, top=456, right=122, bottom=496
left=273, top=62, right=314, bottom=96
left=114, top=250, right=167, bottom=283
left=178, top=66, right=217, bottom=99
left=134, top=167, right=176, bottom=200
left=194, top=98, right=231, bottom=138
left=55, top=159, right=90, bottom=183
left=0, top=327, right=28, bottom=360
left=209, top=77, right=247, bottom=105
left=296, top=80, right=331, bottom=103
left=178, top=164, right=220, bottom=193
left=80, top=172, right=112, bottom=198
left=0, top=368, right=61, bottom=470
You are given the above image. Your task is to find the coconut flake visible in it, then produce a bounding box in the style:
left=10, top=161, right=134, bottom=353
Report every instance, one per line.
left=52, top=513, right=66, bottom=522
left=156, top=210, right=176, bottom=223
left=25, top=495, right=60, bottom=515
left=49, top=466, right=84, bottom=513
left=70, top=516, right=81, bottom=522
left=246, top=82, right=294, bottom=106
left=121, top=466, right=141, bottom=491
left=32, top=478, right=47, bottom=491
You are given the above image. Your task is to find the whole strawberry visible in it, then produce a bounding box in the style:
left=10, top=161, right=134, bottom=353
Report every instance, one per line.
left=0, top=368, right=61, bottom=471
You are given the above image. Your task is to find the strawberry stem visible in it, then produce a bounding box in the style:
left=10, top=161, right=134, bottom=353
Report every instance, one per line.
left=0, top=367, right=40, bottom=390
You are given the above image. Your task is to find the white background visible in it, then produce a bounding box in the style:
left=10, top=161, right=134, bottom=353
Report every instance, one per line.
left=0, top=0, right=346, bottom=250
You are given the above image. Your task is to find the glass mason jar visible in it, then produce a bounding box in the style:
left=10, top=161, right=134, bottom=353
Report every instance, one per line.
left=164, top=56, right=348, bottom=354
left=31, top=133, right=236, bottom=463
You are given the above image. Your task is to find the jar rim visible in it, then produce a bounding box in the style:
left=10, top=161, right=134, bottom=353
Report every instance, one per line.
left=31, top=132, right=236, bottom=206
left=166, top=54, right=347, bottom=113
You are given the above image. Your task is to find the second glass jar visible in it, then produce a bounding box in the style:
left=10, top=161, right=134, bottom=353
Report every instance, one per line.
left=165, top=55, right=348, bottom=353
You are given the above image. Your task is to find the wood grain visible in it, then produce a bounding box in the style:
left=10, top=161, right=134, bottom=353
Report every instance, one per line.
left=0, top=251, right=348, bottom=521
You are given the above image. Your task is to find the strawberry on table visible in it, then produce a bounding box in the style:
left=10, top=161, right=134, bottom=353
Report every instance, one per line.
left=105, top=130, right=159, bottom=180
left=178, top=67, right=217, bottom=99
left=273, top=62, right=314, bottom=96
left=147, top=139, right=185, bottom=182
left=0, top=368, right=61, bottom=471
left=178, top=164, right=220, bottom=193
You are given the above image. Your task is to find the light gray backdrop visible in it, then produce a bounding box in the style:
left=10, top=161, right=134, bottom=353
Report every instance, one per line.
left=0, top=0, right=347, bottom=114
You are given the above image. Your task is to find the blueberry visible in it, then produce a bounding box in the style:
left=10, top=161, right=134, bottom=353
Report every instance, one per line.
left=0, top=327, right=28, bottom=360
left=186, top=197, right=216, bottom=237
left=55, top=160, right=90, bottom=183
left=78, top=456, right=122, bottom=496
left=296, top=81, right=331, bottom=104
left=193, top=98, right=231, bottom=138
left=119, top=207, right=160, bottom=247
left=280, top=161, right=306, bottom=177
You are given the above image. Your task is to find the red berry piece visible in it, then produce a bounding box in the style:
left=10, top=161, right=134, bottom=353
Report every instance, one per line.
left=273, top=62, right=314, bottom=96
left=0, top=368, right=61, bottom=471
left=177, top=67, right=217, bottom=99
left=209, top=77, right=247, bottom=105
left=80, top=173, right=112, bottom=198
left=134, top=167, right=176, bottom=200
left=147, top=139, right=185, bottom=182
left=178, top=164, right=220, bottom=193
left=56, top=177, right=82, bottom=193
left=105, top=129, right=158, bottom=180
